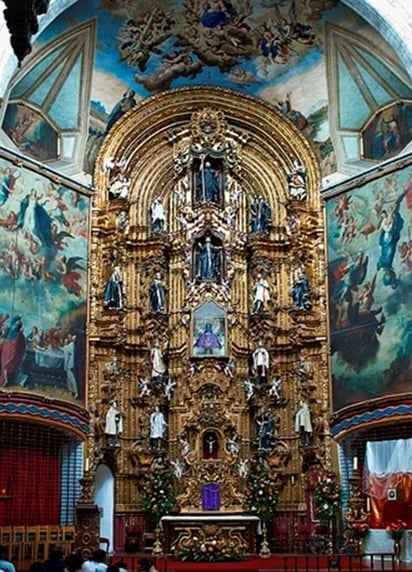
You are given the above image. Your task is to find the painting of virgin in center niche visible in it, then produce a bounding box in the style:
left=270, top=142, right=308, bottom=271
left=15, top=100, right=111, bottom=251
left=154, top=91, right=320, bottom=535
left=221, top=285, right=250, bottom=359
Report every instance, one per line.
left=326, top=161, right=412, bottom=411
left=193, top=302, right=226, bottom=357
left=0, top=154, right=89, bottom=403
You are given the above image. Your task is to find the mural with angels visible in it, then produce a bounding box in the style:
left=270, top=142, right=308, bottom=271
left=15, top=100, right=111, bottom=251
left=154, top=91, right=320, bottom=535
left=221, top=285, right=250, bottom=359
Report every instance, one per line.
left=0, top=153, right=90, bottom=402
left=326, top=160, right=412, bottom=411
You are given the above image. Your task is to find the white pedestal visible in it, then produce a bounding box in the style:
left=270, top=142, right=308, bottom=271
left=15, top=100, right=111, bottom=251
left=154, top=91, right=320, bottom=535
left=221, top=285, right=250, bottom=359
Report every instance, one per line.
left=365, top=529, right=412, bottom=562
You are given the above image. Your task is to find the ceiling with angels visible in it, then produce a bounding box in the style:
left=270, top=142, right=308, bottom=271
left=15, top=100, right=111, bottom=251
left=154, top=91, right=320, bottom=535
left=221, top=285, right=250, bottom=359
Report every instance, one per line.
left=2, top=0, right=411, bottom=177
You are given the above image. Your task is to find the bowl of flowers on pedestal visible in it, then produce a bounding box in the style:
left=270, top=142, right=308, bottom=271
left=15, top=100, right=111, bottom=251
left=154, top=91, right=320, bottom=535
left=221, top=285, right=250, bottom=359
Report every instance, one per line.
left=347, top=522, right=369, bottom=554
left=386, top=519, right=407, bottom=562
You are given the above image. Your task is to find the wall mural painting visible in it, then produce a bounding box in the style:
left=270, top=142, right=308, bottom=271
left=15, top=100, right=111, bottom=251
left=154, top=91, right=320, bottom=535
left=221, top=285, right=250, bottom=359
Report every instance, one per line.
left=0, top=154, right=89, bottom=402
left=361, top=100, right=412, bottom=162
left=2, top=103, right=59, bottom=162
left=326, top=160, right=412, bottom=411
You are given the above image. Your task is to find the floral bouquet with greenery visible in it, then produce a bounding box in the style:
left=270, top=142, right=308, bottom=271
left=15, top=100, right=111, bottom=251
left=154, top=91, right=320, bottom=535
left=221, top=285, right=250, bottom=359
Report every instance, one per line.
left=347, top=522, right=370, bottom=539
left=174, top=535, right=248, bottom=562
left=245, top=471, right=279, bottom=522
left=313, top=472, right=343, bottom=524
left=386, top=519, right=407, bottom=540
left=141, top=470, right=175, bottom=525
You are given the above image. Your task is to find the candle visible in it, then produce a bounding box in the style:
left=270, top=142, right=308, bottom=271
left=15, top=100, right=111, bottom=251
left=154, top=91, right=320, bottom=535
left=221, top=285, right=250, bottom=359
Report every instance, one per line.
left=85, top=458, right=90, bottom=472
left=366, top=498, right=371, bottom=511
left=353, top=456, right=358, bottom=471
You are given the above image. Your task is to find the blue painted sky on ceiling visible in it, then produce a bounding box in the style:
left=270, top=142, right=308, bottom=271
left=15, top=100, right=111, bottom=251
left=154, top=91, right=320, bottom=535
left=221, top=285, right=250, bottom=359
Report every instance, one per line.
left=36, top=0, right=349, bottom=118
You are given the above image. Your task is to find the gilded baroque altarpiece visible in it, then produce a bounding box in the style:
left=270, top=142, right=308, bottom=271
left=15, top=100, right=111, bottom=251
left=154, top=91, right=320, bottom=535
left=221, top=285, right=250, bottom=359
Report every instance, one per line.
left=86, top=87, right=330, bottom=531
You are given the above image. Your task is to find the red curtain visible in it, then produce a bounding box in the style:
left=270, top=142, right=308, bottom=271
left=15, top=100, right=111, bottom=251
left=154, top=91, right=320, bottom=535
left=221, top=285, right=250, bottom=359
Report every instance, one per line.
left=0, top=443, right=60, bottom=525
left=368, top=473, right=412, bottom=528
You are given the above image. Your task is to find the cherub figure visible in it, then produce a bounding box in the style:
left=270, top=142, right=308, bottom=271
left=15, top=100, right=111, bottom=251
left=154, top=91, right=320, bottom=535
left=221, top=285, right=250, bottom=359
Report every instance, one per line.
left=170, top=459, right=184, bottom=479
left=227, top=435, right=240, bottom=456
left=164, top=378, right=177, bottom=400
left=268, top=376, right=282, bottom=399
left=139, top=377, right=151, bottom=398
left=238, top=459, right=249, bottom=478
left=244, top=378, right=254, bottom=401
left=180, top=435, right=190, bottom=457
left=223, top=358, right=235, bottom=378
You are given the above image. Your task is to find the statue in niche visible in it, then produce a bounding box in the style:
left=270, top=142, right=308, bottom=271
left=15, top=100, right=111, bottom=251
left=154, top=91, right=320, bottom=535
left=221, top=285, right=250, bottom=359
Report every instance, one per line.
left=250, top=194, right=271, bottom=233
left=194, top=235, right=223, bottom=282
left=150, top=405, right=167, bottom=450
left=291, top=267, right=312, bottom=310
left=150, top=340, right=166, bottom=384
left=252, top=273, right=271, bottom=314
left=254, top=406, right=275, bottom=451
left=252, top=340, right=269, bottom=385
left=103, top=266, right=125, bottom=310
left=150, top=196, right=165, bottom=234
left=194, top=156, right=223, bottom=204
left=203, top=431, right=218, bottom=459
left=149, top=271, right=167, bottom=312
left=105, top=400, right=123, bottom=447
left=295, top=400, right=313, bottom=446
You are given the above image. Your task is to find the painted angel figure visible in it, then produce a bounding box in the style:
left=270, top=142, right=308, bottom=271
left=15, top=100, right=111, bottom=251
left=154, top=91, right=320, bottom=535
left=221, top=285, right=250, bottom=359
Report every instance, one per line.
left=139, top=377, right=151, bottom=398
left=268, top=376, right=282, bottom=399
left=287, top=160, right=307, bottom=201
left=164, top=378, right=177, bottom=400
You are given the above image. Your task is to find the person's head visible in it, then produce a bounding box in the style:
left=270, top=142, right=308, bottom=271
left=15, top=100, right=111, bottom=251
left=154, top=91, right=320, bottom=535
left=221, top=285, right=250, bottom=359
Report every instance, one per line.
left=138, top=558, right=153, bottom=571
left=64, top=551, right=83, bottom=572
left=92, top=549, right=106, bottom=562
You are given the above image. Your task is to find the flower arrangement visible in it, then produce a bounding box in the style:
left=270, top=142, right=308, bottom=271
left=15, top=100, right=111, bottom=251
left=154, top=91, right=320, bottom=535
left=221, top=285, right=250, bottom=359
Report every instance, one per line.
left=141, top=470, right=175, bottom=525
left=347, top=522, right=370, bottom=539
left=313, top=472, right=343, bottom=524
left=245, top=471, right=279, bottom=522
left=174, top=535, right=248, bottom=562
left=386, top=519, right=407, bottom=540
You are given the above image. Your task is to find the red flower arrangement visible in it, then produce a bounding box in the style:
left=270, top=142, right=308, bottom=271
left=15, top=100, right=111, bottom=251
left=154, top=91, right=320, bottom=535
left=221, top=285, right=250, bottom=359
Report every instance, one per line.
left=386, top=519, right=407, bottom=540
left=347, top=522, right=369, bottom=539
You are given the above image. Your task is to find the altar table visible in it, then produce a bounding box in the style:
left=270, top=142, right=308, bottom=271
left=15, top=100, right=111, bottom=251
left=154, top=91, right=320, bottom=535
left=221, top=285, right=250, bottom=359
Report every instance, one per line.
left=161, top=513, right=260, bottom=553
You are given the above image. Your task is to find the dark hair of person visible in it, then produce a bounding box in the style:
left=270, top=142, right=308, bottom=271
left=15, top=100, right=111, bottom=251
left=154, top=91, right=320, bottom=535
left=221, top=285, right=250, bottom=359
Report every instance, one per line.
left=91, top=549, right=106, bottom=562
left=138, top=558, right=152, bottom=571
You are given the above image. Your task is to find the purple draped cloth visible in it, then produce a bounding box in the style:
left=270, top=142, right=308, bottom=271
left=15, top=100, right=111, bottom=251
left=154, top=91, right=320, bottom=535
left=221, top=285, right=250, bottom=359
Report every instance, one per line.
left=202, top=483, right=220, bottom=510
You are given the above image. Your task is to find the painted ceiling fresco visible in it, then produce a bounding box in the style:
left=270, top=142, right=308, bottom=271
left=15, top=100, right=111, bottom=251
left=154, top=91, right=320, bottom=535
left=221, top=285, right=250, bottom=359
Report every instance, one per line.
left=5, top=0, right=410, bottom=177
left=34, top=0, right=350, bottom=172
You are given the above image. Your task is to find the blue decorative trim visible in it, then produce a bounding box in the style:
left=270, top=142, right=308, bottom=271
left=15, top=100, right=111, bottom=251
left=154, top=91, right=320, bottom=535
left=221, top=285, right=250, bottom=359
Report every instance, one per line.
left=331, top=404, right=412, bottom=437
left=0, top=402, right=89, bottom=433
